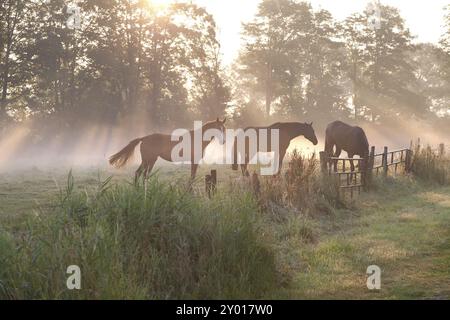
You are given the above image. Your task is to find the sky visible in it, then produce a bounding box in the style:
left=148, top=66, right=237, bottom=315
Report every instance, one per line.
left=184, top=0, right=449, bottom=65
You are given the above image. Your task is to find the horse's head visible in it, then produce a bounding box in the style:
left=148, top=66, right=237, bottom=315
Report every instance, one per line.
left=203, top=118, right=227, bottom=145
left=303, top=122, right=318, bottom=146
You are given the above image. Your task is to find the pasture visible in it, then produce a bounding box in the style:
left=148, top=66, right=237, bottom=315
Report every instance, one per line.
left=0, top=150, right=449, bottom=299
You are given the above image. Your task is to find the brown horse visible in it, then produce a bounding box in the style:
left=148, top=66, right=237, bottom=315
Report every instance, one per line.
left=109, top=119, right=227, bottom=181
left=324, top=121, right=369, bottom=172
left=232, top=122, right=318, bottom=176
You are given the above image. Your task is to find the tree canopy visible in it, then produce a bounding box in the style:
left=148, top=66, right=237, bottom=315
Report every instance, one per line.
left=0, top=0, right=448, bottom=137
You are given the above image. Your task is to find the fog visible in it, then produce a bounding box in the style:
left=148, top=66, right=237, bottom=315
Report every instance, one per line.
left=0, top=117, right=447, bottom=174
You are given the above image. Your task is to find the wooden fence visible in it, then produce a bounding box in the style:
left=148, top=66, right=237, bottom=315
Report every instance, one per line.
left=202, top=143, right=446, bottom=199
left=319, top=146, right=413, bottom=198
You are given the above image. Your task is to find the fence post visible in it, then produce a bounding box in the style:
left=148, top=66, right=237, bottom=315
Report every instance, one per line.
left=319, top=151, right=327, bottom=175
left=382, top=146, right=388, bottom=178
left=369, top=146, right=375, bottom=170
left=251, top=172, right=261, bottom=197
left=210, top=170, right=217, bottom=195
left=405, top=149, right=412, bottom=173
left=205, top=174, right=212, bottom=198
left=365, top=146, right=375, bottom=189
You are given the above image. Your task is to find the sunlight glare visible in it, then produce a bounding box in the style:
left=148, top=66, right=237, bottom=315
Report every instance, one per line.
left=148, top=0, right=174, bottom=9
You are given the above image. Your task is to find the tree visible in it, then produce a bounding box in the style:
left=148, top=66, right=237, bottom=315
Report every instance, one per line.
left=441, top=4, right=450, bottom=54
left=440, top=4, right=450, bottom=84
left=0, top=0, right=28, bottom=123
left=342, top=4, right=425, bottom=122
left=80, top=1, right=229, bottom=128
left=410, top=44, right=450, bottom=118
left=237, top=0, right=348, bottom=124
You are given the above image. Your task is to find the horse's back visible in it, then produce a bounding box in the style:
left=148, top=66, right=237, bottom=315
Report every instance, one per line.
left=326, top=121, right=369, bottom=155
left=326, top=121, right=352, bottom=133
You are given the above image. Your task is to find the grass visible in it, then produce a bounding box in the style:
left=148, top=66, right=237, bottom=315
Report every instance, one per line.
left=411, top=143, right=450, bottom=185
left=281, top=177, right=450, bottom=299
left=0, top=170, right=277, bottom=299
left=0, top=158, right=449, bottom=300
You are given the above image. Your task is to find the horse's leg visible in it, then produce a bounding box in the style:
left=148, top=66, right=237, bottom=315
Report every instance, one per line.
left=324, top=136, right=334, bottom=169
left=191, top=163, right=199, bottom=180
left=241, top=146, right=250, bottom=177
left=276, top=147, right=288, bottom=176
left=143, top=158, right=157, bottom=180
left=333, top=147, right=342, bottom=172
left=241, top=164, right=250, bottom=177
left=348, top=154, right=355, bottom=172
left=243, top=137, right=251, bottom=177
left=142, top=158, right=157, bottom=199
left=231, top=136, right=239, bottom=171
left=347, top=154, right=356, bottom=183
left=324, top=136, right=333, bottom=156
left=135, top=163, right=144, bottom=185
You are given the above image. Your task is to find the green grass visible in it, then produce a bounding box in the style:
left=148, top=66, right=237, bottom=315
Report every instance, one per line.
left=0, top=169, right=277, bottom=299
left=0, top=165, right=449, bottom=300
left=280, top=178, right=450, bottom=299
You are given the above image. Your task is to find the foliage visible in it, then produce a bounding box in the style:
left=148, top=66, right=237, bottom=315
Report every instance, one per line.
left=0, top=0, right=230, bottom=130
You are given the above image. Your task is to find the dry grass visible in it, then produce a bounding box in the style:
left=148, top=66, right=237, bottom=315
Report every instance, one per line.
left=411, top=142, right=450, bottom=185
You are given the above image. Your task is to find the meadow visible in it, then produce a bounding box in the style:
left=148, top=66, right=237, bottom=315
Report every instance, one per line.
left=0, top=148, right=449, bottom=299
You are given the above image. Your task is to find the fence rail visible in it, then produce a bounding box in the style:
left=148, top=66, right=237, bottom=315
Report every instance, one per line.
left=320, top=146, right=413, bottom=199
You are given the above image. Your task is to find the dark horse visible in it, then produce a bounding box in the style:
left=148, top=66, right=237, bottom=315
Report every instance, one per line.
left=324, top=121, right=369, bottom=172
left=232, top=122, right=318, bottom=176
left=109, top=118, right=226, bottom=181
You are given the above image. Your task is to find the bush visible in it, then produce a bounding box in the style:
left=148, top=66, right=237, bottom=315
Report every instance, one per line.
left=0, top=173, right=278, bottom=299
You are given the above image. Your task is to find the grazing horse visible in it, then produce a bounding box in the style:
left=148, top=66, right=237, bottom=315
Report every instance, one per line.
left=231, top=122, right=318, bottom=176
left=109, top=118, right=227, bottom=181
left=324, top=121, right=369, bottom=172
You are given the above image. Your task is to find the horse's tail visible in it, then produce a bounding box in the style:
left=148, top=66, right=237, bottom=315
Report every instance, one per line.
left=109, top=138, right=143, bottom=168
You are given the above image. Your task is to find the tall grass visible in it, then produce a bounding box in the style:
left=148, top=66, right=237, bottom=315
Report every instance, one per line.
left=254, top=150, right=343, bottom=216
left=411, top=143, right=450, bottom=185
left=0, top=173, right=278, bottom=299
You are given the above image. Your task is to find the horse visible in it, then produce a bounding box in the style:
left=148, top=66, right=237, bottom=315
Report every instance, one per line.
left=324, top=121, right=369, bottom=172
left=109, top=118, right=227, bottom=182
left=231, top=122, right=318, bottom=176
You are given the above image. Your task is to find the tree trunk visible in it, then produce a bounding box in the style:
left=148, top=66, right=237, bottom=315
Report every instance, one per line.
left=0, top=43, right=11, bottom=121
left=265, top=63, right=272, bottom=118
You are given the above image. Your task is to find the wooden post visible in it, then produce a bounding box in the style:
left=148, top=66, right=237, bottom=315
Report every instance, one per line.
left=251, top=172, right=261, bottom=197
left=319, top=152, right=327, bottom=175
left=382, top=146, right=388, bottom=178
left=205, top=174, right=212, bottom=198
left=405, top=149, right=412, bottom=173
left=372, top=146, right=377, bottom=179
left=369, top=146, right=375, bottom=171
left=362, top=149, right=371, bottom=191
left=210, top=170, right=217, bottom=195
